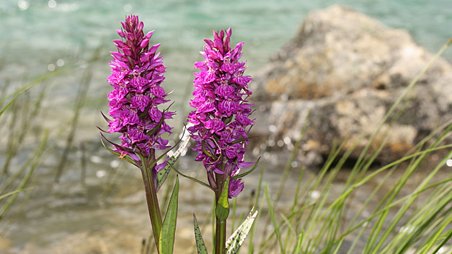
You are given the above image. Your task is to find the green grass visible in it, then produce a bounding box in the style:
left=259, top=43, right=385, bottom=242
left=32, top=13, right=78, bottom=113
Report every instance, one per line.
left=235, top=41, right=452, bottom=254
left=0, top=75, right=51, bottom=219
left=0, top=55, right=93, bottom=220
left=232, top=123, right=450, bottom=253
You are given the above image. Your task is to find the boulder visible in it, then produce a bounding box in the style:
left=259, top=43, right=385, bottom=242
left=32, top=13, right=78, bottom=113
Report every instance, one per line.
left=251, top=5, right=452, bottom=165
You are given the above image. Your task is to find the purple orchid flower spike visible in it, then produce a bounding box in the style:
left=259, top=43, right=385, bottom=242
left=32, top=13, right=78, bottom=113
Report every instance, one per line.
left=188, top=28, right=254, bottom=198
left=105, top=15, right=174, bottom=173
left=102, top=16, right=176, bottom=251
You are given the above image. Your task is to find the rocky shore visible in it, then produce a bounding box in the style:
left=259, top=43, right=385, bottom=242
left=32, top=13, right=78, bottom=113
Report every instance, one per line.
left=251, top=5, right=452, bottom=166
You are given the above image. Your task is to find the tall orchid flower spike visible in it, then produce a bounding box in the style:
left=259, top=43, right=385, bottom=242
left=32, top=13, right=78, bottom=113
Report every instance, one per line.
left=188, top=28, right=254, bottom=198
left=101, top=15, right=176, bottom=253
left=107, top=15, right=174, bottom=165
left=188, top=28, right=256, bottom=254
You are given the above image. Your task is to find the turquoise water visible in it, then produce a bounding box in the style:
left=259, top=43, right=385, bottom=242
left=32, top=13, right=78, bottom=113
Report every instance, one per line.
left=0, top=0, right=451, bottom=97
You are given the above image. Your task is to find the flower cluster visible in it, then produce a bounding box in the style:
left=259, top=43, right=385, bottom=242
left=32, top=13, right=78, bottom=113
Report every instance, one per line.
left=107, top=15, right=173, bottom=163
left=188, top=28, right=253, bottom=198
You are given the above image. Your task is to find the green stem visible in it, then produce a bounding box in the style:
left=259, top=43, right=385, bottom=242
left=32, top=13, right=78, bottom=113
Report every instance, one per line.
left=141, top=161, right=163, bottom=253
left=215, top=216, right=227, bottom=254
left=215, top=174, right=227, bottom=254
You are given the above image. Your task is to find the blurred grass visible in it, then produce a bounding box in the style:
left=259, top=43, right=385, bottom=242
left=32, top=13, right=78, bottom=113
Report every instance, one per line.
left=0, top=74, right=52, bottom=219
left=0, top=54, right=92, bottom=220
left=236, top=115, right=451, bottom=254
left=235, top=41, right=452, bottom=254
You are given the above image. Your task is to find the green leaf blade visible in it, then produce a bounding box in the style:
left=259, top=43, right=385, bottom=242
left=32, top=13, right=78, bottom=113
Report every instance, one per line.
left=156, top=156, right=176, bottom=191
left=159, top=176, right=179, bottom=254
left=216, top=177, right=230, bottom=221
left=193, top=214, right=209, bottom=254
left=233, top=157, right=260, bottom=180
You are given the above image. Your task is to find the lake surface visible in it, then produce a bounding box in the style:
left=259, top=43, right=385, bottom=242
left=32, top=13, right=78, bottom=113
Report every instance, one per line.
left=1, top=0, right=451, bottom=100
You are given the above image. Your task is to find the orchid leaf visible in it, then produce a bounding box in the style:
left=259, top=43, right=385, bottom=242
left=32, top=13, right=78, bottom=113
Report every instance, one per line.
left=159, top=176, right=179, bottom=254
left=100, top=135, right=138, bottom=167
left=216, top=177, right=230, bottom=221
left=156, top=156, right=175, bottom=191
left=226, top=208, right=258, bottom=254
left=100, top=111, right=111, bottom=122
left=233, top=157, right=261, bottom=180
left=193, top=214, right=209, bottom=254
left=169, top=164, right=211, bottom=189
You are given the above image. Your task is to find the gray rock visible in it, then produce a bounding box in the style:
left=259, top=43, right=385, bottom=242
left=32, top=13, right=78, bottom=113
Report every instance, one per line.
left=251, top=5, right=452, bottom=165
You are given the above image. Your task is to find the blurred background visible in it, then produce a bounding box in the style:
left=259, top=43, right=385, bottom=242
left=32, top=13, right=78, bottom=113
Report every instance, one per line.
left=0, top=0, right=451, bottom=253
left=1, top=0, right=451, bottom=101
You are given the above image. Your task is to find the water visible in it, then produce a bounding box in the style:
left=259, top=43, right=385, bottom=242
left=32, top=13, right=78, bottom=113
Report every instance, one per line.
left=1, top=0, right=451, bottom=99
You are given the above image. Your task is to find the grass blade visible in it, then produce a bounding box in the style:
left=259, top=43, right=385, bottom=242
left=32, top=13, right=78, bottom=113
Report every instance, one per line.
left=264, top=185, right=284, bottom=254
